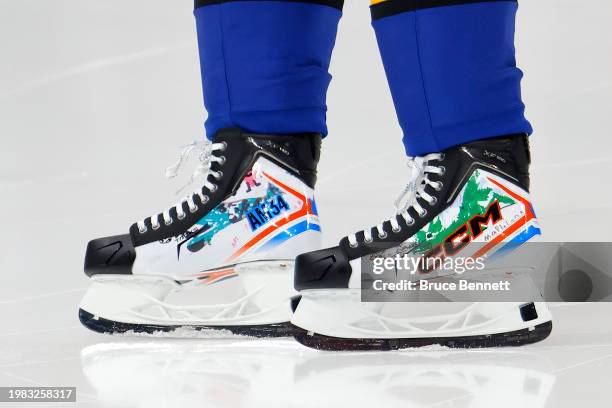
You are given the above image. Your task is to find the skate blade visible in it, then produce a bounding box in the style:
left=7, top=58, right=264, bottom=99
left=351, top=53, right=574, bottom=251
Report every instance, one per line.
left=293, top=320, right=553, bottom=351
left=79, top=309, right=299, bottom=338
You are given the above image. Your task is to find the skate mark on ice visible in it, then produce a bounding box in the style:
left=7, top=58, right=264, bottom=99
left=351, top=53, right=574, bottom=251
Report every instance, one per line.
left=0, top=288, right=86, bottom=305
left=0, top=42, right=194, bottom=100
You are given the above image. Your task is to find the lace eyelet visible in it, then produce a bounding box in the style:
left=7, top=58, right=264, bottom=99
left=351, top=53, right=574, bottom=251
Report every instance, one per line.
left=392, top=226, right=401, bottom=233
left=177, top=213, right=186, bottom=220
left=378, top=232, right=388, bottom=239
left=164, top=219, right=173, bottom=226
left=438, top=166, right=446, bottom=175
left=418, top=209, right=428, bottom=218
left=349, top=242, right=359, bottom=248
left=221, top=141, right=228, bottom=151
left=434, top=182, right=443, bottom=191
left=429, top=197, right=438, bottom=206
left=215, top=171, right=223, bottom=179
left=209, top=184, right=218, bottom=193
left=439, top=153, right=446, bottom=161
left=406, top=218, right=415, bottom=226
left=219, top=156, right=226, bottom=165
left=151, top=223, right=160, bottom=231
left=189, top=206, right=199, bottom=214
left=138, top=226, right=148, bottom=234
left=201, top=196, right=209, bottom=203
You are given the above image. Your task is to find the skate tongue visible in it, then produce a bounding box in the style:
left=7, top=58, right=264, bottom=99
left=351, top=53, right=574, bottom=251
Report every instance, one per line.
left=394, top=157, right=425, bottom=214
left=136, top=140, right=227, bottom=233
left=165, top=141, right=207, bottom=179
left=164, top=141, right=217, bottom=196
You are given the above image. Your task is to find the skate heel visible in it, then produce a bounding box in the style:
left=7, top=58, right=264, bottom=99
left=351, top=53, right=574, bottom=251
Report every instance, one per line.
left=79, top=260, right=298, bottom=337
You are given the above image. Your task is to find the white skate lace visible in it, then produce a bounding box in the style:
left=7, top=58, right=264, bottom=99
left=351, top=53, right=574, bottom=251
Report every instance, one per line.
left=136, top=140, right=227, bottom=233
left=347, top=153, right=445, bottom=247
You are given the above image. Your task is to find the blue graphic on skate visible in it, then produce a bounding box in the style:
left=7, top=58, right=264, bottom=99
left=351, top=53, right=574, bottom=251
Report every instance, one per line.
left=185, top=184, right=283, bottom=253
left=256, top=220, right=321, bottom=254
left=246, top=194, right=290, bottom=232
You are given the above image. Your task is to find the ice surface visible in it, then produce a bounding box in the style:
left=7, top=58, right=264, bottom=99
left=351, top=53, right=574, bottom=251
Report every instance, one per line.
left=1, top=0, right=612, bottom=407
left=114, top=327, right=240, bottom=339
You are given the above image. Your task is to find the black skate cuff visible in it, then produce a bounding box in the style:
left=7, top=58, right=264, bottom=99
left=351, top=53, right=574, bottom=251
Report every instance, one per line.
left=195, top=0, right=344, bottom=11
left=370, top=0, right=516, bottom=21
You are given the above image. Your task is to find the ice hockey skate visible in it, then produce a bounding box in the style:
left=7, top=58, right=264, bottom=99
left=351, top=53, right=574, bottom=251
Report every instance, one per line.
left=292, top=135, right=553, bottom=350
left=79, top=128, right=322, bottom=337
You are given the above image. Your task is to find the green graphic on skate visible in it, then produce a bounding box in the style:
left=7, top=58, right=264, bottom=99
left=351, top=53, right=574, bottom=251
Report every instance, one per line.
left=413, top=170, right=516, bottom=251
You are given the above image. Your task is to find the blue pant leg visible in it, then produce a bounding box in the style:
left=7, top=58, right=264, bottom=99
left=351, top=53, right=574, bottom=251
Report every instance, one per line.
left=371, top=0, right=532, bottom=156
left=194, top=0, right=343, bottom=138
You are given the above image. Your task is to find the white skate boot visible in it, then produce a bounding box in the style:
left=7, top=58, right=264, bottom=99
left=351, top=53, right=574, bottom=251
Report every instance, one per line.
left=292, top=135, right=553, bottom=350
left=80, top=128, right=322, bottom=337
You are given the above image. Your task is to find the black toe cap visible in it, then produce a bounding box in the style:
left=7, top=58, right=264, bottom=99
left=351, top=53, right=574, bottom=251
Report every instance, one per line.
left=84, top=234, right=135, bottom=277
left=294, top=246, right=352, bottom=291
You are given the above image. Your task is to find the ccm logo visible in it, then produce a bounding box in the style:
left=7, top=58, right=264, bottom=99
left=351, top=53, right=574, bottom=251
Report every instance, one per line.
left=421, top=200, right=502, bottom=273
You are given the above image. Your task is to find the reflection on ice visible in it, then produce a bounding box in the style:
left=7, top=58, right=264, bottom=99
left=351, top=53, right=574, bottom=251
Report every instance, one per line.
left=81, top=339, right=555, bottom=408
